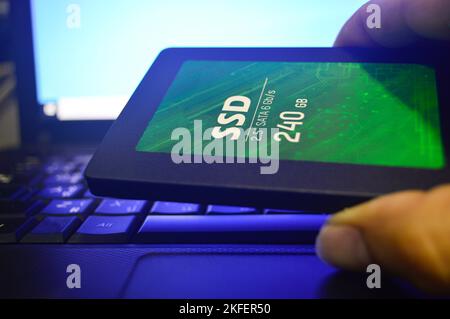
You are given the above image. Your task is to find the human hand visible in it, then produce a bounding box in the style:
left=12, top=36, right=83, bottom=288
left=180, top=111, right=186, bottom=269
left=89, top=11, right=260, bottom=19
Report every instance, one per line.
left=334, top=0, right=450, bottom=48
left=316, top=185, right=450, bottom=294
left=317, top=0, right=450, bottom=294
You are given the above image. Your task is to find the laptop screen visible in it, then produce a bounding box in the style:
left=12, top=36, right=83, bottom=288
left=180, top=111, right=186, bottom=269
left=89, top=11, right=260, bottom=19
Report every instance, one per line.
left=30, top=0, right=366, bottom=121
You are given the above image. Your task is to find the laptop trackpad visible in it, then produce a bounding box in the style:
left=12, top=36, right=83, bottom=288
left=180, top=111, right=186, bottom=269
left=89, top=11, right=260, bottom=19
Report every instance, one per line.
left=122, top=252, right=337, bottom=298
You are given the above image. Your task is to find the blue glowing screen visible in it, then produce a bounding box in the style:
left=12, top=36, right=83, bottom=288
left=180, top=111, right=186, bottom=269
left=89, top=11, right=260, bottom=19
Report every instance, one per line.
left=30, top=0, right=366, bottom=108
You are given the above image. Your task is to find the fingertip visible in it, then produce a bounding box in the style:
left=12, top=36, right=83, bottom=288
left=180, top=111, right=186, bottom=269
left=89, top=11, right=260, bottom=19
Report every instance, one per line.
left=316, top=224, right=373, bottom=270
left=333, top=8, right=378, bottom=48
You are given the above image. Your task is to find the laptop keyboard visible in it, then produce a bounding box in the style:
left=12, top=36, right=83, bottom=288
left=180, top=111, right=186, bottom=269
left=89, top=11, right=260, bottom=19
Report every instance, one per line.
left=0, top=152, right=330, bottom=244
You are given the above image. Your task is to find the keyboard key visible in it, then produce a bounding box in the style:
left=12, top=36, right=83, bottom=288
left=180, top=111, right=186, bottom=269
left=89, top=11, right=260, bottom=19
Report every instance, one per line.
left=43, top=160, right=76, bottom=174
left=72, top=154, right=92, bottom=164
left=64, top=161, right=81, bottom=172
left=22, top=216, right=81, bottom=243
left=264, top=208, right=321, bottom=214
left=0, top=217, right=37, bottom=243
left=44, top=173, right=83, bottom=185
left=44, top=162, right=63, bottom=175
left=38, top=184, right=84, bottom=199
left=69, top=215, right=137, bottom=243
left=83, top=190, right=101, bottom=198
left=136, top=214, right=330, bottom=244
left=207, top=205, right=258, bottom=214
left=41, top=199, right=93, bottom=216
left=150, top=201, right=201, bottom=215
left=0, top=200, right=44, bottom=218
left=73, top=155, right=92, bottom=169
left=95, top=199, right=147, bottom=215
left=42, top=163, right=57, bottom=175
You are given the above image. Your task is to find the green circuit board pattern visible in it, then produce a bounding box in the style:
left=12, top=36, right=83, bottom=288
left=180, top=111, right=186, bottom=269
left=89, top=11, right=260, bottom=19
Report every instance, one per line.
left=136, top=60, right=445, bottom=169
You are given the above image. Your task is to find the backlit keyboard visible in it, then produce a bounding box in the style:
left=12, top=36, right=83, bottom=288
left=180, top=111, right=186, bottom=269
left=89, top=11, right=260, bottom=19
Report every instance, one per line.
left=0, top=152, right=330, bottom=244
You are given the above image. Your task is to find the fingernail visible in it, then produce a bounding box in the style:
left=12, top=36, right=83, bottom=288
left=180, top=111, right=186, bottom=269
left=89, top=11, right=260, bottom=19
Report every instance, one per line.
left=316, top=224, right=372, bottom=270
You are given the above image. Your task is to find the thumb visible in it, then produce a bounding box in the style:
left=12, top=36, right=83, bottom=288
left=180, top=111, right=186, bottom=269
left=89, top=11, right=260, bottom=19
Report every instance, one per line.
left=316, top=186, right=450, bottom=294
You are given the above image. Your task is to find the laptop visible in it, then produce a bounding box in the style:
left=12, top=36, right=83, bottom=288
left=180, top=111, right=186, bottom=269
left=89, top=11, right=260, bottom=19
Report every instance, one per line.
left=0, top=0, right=422, bottom=298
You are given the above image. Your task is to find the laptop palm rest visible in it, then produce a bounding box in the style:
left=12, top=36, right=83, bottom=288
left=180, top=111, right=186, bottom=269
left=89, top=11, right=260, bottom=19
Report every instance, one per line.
left=122, top=252, right=418, bottom=298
